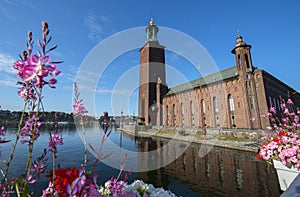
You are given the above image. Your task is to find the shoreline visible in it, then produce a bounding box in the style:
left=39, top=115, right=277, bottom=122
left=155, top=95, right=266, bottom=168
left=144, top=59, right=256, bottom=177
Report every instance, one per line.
left=117, top=127, right=259, bottom=153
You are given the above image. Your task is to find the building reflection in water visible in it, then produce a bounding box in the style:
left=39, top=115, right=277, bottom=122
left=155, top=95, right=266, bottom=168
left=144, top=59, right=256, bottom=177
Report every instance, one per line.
left=137, top=137, right=280, bottom=196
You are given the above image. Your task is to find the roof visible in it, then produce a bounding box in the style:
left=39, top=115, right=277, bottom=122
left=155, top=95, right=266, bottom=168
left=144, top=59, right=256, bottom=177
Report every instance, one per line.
left=165, top=66, right=239, bottom=96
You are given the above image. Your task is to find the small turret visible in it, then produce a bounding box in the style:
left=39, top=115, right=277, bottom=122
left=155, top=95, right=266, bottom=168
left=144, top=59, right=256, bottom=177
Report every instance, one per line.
left=145, top=18, right=159, bottom=42
left=231, top=30, right=253, bottom=73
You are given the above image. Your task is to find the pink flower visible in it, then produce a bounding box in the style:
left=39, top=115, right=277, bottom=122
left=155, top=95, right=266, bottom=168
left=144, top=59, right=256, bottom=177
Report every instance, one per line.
left=20, top=114, right=43, bottom=144
left=48, top=132, right=63, bottom=153
left=287, top=98, right=294, bottom=105
left=270, top=107, right=276, bottom=114
left=0, top=126, right=5, bottom=136
left=72, top=82, right=88, bottom=117
left=281, top=103, right=286, bottom=109
left=13, top=55, right=61, bottom=88
left=72, top=101, right=88, bottom=117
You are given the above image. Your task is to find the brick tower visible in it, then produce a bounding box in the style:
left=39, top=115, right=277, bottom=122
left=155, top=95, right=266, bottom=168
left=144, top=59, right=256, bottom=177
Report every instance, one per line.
left=138, top=19, right=167, bottom=126
left=231, top=32, right=261, bottom=128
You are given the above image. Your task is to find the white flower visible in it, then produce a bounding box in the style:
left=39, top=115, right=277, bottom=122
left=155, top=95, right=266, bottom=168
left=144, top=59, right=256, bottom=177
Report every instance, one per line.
left=125, top=180, right=179, bottom=197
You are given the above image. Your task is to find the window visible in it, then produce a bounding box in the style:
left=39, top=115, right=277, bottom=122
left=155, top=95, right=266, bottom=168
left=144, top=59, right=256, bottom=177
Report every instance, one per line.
left=190, top=101, right=194, bottom=126
left=228, top=95, right=235, bottom=115
left=250, top=96, right=254, bottom=109
left=173, top=104, right=176, bottom=125
left=245, top=54, right=250, bottom=68
left=166, top=105, right=169, bottom=126
left=273, top=98, right=277, bottom=110
left=201, top=99, right=206, bottom=117
left=228, top=94, right=236, bottom=128
left=213, top=97, right=219, bottom=115
left=181, top=103, right=184, bottom=126
left=238, top=54, right=241, bottom=69
left=277, top=99, right=281, bottom=111
left=213, top=97, right=220, bottom=127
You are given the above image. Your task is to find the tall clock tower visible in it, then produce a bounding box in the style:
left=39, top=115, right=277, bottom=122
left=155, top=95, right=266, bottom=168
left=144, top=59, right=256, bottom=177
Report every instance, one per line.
left=138, top=19, right=167, bottom=126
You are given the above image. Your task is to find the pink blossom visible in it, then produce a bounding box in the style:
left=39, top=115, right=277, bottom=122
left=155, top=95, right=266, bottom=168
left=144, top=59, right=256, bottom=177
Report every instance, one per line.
left=13, top=55, right=61, bottom=88
left=270, top=107, right=276, bottom=114
left=281, top=103, right=286, bottom=110
left=48, top=132, right=63, bottom=153
left=72, top=101, right=88, bottom=117
left=266, top=126, right=272, bottom=130
left=287, top=98, right=294, bottom=105
left=20, top=114, right=43, bottom=144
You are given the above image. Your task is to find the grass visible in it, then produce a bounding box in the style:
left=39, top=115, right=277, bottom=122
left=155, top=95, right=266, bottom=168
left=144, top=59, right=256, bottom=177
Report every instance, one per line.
left=218, top=135, right=251, bottom=142
left=157, top=129, right=176, bottom=135
left=194, top=133, right=205, bottom=139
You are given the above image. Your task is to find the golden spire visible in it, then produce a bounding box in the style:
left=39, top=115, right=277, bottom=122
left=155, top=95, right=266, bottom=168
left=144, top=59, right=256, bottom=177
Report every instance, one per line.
left=150, top=18, right=155, bottom=26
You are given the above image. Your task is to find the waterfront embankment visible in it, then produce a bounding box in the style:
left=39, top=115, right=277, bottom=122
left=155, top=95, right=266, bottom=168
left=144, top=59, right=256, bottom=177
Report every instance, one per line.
left=117, top=125, right=261, bottom=152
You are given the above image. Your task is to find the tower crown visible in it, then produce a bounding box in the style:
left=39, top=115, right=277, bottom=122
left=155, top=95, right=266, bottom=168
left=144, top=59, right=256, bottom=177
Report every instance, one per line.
left=231, top=30, right=251, bottom=54
left=231, top=31, right=253, bottom=73
left=145, top=18, right=159, bottom=42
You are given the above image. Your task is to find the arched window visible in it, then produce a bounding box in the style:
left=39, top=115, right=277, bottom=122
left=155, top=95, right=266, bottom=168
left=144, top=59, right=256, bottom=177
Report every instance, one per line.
left=213, top=97, right=219, bottom=114
left=173, top=104, right=176, bottom=125
left=213, top=97, right=219, bottom=127
left=190, top=101, right=194, bottom=126
left=245, top=54, right=250, bottom=69
left=181, top=103, right=184, bottom=126
left=238, top=54, right=241, bottom=69
left=201, top=99, right=206, bottom=117
left=250, top=95, right=254, bottom=109
left=228, top=94, right=235, bottom=128
left=201, top=99, right=206, bottom=128
left=228, top=95, right=235, bottom=114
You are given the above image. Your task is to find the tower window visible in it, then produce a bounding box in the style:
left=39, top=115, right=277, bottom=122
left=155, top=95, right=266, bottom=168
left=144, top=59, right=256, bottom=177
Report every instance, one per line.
left=245, top=54, right=250, bottom=69
left=238, top=54, right=241, bottom=69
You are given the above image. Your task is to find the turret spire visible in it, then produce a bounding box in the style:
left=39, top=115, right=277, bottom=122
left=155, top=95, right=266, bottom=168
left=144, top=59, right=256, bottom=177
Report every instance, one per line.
left=145, top=18, right=159, bottom=42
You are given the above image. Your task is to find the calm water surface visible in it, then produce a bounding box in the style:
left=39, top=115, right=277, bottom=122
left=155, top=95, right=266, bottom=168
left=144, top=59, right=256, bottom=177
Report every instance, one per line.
left=0, top=124, right=281, bottom=196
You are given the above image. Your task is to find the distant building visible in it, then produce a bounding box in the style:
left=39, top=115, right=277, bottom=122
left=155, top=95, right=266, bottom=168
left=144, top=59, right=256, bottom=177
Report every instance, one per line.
left=0, top=110, right=10, bottom=118
left=138, top=19, right=300, bottom=129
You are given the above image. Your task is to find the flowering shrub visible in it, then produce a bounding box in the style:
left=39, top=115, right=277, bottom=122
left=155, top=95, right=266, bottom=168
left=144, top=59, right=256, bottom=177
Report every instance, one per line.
left=257, top=97, right=300, bottom=169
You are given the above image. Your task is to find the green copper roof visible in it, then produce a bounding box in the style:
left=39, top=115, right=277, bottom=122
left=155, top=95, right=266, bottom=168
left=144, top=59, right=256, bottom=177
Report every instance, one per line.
left=166, top=66, right=239, bottom=96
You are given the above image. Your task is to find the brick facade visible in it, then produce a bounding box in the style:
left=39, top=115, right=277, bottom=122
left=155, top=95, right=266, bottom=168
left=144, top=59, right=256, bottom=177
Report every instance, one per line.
left=138, top=21, right=300, bottom=129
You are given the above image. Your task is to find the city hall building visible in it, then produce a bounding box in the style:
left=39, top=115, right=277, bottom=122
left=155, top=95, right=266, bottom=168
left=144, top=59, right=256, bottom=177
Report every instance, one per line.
left=138, top=19, right=300, bottom=129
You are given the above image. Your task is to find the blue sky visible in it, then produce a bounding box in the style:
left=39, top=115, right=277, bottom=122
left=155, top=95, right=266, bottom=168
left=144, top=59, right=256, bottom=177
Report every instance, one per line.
left=0, top=0, right=300, bottom=116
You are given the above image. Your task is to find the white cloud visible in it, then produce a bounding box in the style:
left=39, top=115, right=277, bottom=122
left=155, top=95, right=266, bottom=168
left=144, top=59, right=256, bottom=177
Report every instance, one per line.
left=84, top=11, right=110, bottom=42
left=0, top=80, right=17, bottom=87
left=0, top=53, right=16, bottom=74
left=95, top=88, right=132, bottom=96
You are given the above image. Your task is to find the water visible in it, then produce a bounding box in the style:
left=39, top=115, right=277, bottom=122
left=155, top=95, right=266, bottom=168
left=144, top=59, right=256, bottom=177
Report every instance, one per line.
left=0, top=124, right=281, bottom=196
